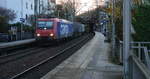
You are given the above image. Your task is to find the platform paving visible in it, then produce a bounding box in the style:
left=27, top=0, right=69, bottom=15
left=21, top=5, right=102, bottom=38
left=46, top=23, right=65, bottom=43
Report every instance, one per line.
left=0, top=39, right=35, bottom=48
left=41, top=32, right=123, bottom=79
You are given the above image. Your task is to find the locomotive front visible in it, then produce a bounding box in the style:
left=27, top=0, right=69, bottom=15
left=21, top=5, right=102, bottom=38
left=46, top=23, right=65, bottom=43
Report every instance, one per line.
left=36, top=19, right=55, bottom=41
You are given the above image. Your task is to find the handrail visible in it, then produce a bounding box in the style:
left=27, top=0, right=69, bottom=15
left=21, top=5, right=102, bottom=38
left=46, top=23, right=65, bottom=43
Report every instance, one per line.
left=131, top=54, right=150, bottom=79
left=131, top=42, right=150, bottom=44
left=119, top=41, right=150, bottom=44
left=131, top=46, right=150, bottom=68
left=118, top=41, right=150, bottom=79
left=131, top=45, right=150, bottom=79
left=131, top=46, right=145, bottom=49
left=143, top=47, right=150, bottom=69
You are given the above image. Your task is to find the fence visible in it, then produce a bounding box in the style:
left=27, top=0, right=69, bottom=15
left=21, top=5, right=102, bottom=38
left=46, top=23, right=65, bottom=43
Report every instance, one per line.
left=10, top=32, right=34, bottom=41
left=129, top=42, right=150, bottom=79
left=119, top=42, right=150, bottom=79
left=0, top=32, right=34, bottom=42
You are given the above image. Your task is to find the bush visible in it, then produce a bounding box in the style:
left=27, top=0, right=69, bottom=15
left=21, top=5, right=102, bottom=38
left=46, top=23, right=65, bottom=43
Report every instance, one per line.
left=132, top=5, right=150, bottom=41
left=0, top=16, right=8, bottom=33
left=0, top=7, right=16, bottom=22
left=0, top=7, right=16, bottom=33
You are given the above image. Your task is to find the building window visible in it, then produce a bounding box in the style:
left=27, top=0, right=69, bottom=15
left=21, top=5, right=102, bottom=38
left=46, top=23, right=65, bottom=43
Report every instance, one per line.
left=26, top=14, right=28, bottom=20
left=31, top=4, right=33, bottom=10
left=26, top=2, right=28, bottom=9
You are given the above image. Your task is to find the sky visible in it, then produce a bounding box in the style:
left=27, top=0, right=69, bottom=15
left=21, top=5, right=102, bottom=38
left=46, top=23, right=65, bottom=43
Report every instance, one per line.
left=77, top=0, right=109, bottom=15
left=56, top=0, right=107, bottom=15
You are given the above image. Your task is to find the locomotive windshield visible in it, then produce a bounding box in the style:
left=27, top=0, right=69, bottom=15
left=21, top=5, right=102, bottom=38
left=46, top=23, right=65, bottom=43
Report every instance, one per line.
left=37, top=21, right=53, bottom=29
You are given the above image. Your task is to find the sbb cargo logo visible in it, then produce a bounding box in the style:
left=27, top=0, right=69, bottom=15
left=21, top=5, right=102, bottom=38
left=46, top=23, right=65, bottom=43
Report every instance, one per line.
left=60, top=24, right=69, bottom=36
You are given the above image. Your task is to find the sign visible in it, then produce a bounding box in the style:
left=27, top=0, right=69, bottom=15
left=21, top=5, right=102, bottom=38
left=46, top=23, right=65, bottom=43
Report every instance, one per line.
left=20, top=18, right=25, bottom=22
left=9, top=26, right=17, bottom=35
left=99, top=20, right=109, bottom=24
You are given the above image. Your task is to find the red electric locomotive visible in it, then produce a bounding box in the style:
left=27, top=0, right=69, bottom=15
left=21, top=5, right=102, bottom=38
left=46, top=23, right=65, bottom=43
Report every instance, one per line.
left=35, top=18, right=74, bottom=41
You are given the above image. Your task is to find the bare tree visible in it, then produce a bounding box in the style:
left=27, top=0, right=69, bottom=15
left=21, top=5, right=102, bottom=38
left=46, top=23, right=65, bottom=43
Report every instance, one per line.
left=0, top=7, right=16, bottom=33
left=59, top=0, right=84, bottom=21
left=0, top=7, right=16, bottom=23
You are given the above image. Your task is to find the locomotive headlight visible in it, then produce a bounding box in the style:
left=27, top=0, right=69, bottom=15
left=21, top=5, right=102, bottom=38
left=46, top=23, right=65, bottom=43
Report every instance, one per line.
left=37, top=34, right=40, bottom=37
left=44, top=28, right=47, bottom=30
left=50, top=33, right=54, bottom=37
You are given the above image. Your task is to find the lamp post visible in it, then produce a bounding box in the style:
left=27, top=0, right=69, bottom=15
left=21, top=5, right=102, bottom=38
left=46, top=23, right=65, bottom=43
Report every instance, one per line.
left=112, top=0, right=116, bottom=58
left=123, top=0, right=131, bottom=79
left=34, top=0, right=38, bottom=35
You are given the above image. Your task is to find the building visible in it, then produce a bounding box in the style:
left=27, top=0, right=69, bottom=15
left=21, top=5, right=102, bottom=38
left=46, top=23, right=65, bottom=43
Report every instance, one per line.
left=0, top=0, right=35, bottom=25
left=0, top=0, right=56, bottom=25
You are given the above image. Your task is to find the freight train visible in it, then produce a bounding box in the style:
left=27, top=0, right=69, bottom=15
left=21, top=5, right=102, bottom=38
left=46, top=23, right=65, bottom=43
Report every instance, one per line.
left=35, top=18, right=85, bottom=41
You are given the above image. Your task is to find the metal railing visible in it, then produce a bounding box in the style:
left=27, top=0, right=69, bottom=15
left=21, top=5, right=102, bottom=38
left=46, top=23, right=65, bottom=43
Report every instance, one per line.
left=119, top=42, right=150, bottom=79
left=131, top=42, right=150, bottom=68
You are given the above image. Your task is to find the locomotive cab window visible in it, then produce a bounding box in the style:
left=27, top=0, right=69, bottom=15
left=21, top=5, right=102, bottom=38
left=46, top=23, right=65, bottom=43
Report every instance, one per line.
left=37, top=21, right=53, bottom=29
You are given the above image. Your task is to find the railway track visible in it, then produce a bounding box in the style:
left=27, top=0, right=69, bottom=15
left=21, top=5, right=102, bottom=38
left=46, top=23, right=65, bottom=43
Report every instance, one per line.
left=0, top=47, right=46, bottom=65
left=0, top=37, right=76, bottom=65
left=0, top=47, right=37, bottom=58
left=0, top=42, right=36, bottom=56
left=0, top=33, right=94, bottom=79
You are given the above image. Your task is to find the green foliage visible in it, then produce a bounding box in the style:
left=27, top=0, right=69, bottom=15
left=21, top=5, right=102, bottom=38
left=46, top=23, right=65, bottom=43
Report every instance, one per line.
left=0, top=16, right=8, bottom=33
left=113, top=0, right=123, bottom=40
left=132, top=5, right=150, bottom=41
left=0, top=7, right=16, bottom=33
left=116, top=17, right=123, bottom=40
left=9, top=22, right=34, bottom=32
left=23, top=25, right=34, bottom=32
left=0, top=7, right=16, bottom=22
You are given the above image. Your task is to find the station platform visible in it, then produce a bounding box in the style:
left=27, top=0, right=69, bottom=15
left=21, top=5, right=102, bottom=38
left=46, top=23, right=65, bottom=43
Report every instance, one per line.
left=41, top=32, right=123, bottom=79
left=0, top=39, right=35, bottom=49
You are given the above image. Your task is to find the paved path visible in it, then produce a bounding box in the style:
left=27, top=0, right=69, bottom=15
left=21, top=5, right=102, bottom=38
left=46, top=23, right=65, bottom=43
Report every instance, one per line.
left=41, top=32, right=123, bottom=79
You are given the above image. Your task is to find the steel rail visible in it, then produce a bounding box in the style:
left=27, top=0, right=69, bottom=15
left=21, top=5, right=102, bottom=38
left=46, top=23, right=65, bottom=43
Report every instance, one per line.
left=0, top=47, right=46, bottom=65
left=0, top=47, right=37, bottom=58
